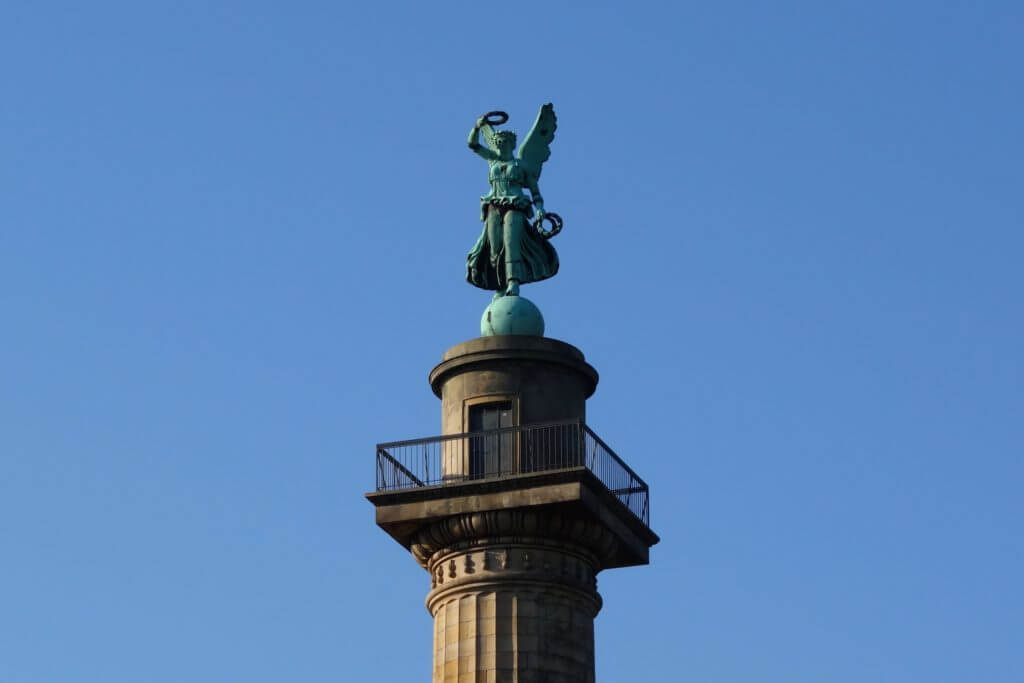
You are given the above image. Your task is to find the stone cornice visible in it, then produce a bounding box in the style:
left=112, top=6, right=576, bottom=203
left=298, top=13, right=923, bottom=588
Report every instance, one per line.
left=429, top=336, right=599, bottom=398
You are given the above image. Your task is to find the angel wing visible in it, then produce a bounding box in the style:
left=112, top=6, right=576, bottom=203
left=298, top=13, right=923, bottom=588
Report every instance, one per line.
left=516, top=103, right=557, bottom=180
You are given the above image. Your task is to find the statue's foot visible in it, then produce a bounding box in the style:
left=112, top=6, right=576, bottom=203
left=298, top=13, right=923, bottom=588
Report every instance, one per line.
left=505, top=280, right=520, bottom=296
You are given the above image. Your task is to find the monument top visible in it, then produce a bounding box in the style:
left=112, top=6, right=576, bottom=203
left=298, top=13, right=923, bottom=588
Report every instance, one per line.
left=465, top=104, right=564, bottom=337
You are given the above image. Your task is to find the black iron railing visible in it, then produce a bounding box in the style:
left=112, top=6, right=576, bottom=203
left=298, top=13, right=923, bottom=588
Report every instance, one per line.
left=375, top=421, right=650, bottom=527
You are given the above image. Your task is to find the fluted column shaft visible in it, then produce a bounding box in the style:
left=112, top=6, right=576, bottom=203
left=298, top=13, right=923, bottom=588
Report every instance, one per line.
left=427, top=543, right=600, bottom=683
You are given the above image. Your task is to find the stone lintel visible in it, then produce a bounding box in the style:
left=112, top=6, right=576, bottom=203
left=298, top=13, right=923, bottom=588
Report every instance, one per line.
left=366, top=468, right=659, bottom=569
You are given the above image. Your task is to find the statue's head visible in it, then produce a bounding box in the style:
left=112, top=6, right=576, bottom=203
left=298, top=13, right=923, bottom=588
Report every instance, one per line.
left=491, top=130, right=517, bottom=156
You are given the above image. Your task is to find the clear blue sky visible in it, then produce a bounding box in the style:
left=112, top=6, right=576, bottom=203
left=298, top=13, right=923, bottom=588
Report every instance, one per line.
left=2, top=1, right=1021, bottom=681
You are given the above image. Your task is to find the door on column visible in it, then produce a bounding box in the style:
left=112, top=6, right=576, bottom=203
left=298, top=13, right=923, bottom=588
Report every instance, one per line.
left=468, top=401, right=514, bottom=479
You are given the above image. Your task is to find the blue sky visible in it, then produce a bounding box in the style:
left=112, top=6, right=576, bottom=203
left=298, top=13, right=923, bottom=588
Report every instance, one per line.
left=2, top=1, right=1021, bottom=681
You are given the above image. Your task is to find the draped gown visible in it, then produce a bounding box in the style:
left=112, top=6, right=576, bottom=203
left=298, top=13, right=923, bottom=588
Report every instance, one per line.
left=466, top=157, right=559, bottom=291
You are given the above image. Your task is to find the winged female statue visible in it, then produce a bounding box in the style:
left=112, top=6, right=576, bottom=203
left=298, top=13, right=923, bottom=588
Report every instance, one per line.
left=466, top=104, right=561, bottom=298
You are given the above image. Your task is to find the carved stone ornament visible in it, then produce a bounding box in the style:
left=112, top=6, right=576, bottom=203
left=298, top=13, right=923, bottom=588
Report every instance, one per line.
left=409, top=509, right=619, bottom=568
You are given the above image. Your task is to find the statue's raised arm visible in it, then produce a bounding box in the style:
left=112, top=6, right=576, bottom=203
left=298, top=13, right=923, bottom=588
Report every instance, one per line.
left=468, top=111, right=509, bottom=162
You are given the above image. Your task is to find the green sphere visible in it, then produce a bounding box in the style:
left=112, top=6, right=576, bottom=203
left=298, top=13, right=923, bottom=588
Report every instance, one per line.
left=481, top=295, right=545, bottom=337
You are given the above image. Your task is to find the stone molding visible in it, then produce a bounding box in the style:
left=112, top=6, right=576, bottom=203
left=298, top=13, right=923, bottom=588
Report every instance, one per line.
left=429, top=336, right=599, bottom=399
left=410, top=509, right=620, bottom=568
left=426, top=544, right=602, bottom=617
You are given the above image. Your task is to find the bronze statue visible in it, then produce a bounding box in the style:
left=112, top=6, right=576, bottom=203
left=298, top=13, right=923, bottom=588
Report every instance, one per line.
left=466, top=105, right=562, bottom=298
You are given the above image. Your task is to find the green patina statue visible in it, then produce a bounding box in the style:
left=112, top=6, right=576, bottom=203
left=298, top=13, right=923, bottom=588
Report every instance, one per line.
left=467, top=104, right=562, bottom=299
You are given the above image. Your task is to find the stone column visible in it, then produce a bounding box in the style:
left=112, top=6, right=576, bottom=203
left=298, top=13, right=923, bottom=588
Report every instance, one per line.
left=411, top=510, right=618, bottom=683
left=369, top=335, right=659, bottom=682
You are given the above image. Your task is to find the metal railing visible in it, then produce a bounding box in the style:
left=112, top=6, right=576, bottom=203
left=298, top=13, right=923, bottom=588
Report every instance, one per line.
left=375, top=421, right=650, bottom=527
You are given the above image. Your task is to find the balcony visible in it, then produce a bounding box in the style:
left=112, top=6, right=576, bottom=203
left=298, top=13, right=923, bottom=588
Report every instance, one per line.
left=375, top=420, right=650, bottom=528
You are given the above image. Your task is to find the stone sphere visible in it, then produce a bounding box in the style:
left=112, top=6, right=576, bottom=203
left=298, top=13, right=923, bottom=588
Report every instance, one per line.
left=480, top=295, right=545, bottom=337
